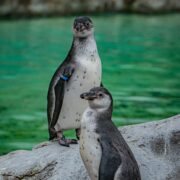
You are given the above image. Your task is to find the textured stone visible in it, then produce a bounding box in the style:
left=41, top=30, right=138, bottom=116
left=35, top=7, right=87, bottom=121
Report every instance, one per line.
left=0, top=0, right=180, bottom=17
left=0, top=115, right=179, bottom=180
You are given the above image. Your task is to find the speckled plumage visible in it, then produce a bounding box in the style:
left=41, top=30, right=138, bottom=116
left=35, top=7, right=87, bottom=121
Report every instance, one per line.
left=55, top=38, right=101, bottom=131
left=80, top=107, right=102, bottom=180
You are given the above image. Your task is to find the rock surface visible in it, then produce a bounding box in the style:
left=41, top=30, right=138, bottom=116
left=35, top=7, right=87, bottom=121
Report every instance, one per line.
left=0, top=115, right=180, bottom=180
left=0, top=0, right=180, bottom=18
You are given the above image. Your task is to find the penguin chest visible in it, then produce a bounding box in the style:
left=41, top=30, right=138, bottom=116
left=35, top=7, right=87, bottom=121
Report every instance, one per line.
left=80, top=109, right=102, bottom=180
left=55, top=55, right=101, bottom=130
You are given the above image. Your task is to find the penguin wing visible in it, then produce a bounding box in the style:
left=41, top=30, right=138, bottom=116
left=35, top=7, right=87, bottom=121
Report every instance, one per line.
left=98, top=121, right=141, bottom=180
left=47, top=63, right=75, bottom=140
left=99, top=137, right=122, bottom=180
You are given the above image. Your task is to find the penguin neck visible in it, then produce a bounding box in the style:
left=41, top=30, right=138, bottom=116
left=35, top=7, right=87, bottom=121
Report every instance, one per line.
left=97, top=106, right=113, bottom=121
left=73, top=34, right=98, bottom=57
left=98, top=97, right=113, bottom=122
left=89, top=105, right=113, bottom=122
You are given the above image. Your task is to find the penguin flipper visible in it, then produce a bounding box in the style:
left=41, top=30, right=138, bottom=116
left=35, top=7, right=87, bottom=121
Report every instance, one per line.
left=99, top=137, right=121, bottom=180
left=48, top=64, right=75, bottom=140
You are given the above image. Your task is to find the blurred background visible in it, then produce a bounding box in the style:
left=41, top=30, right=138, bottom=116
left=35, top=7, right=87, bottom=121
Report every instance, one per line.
left=0, top=0, right=180, bottom=155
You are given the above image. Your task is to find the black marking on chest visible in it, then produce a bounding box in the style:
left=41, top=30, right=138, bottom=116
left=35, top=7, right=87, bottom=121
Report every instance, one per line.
left=76, top=118, right=80, bottom=122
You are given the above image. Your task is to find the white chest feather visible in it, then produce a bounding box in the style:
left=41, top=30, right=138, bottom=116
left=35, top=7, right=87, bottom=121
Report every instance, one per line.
left=79, top=108, right=102, bottom=180
left=55, top=38, right=102, bottom=131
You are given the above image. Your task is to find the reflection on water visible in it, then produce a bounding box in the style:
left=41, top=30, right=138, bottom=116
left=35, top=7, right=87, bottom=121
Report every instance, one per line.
left=0, top=14, right=180, bottom=154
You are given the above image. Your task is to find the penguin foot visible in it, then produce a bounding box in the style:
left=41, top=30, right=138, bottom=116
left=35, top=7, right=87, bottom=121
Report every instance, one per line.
left=58, top=136, right=78, bottom=147
left=66, top=139, right=78, bottom=144
left=58, top=138, right=70, bottom=147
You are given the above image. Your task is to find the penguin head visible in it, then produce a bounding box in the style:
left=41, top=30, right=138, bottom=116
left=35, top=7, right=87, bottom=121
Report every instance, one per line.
left=73, top=16, right=94, bottom=38
left=80, top=87, right=113, bottom=111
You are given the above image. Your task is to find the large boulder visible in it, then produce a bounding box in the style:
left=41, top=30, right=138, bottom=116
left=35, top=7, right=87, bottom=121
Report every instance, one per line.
left=0, top=115, right=179, bottom=180
left=0, top=0, right=180, bottom=17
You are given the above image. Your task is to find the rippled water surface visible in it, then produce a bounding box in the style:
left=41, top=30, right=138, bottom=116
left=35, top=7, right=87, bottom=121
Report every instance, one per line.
left=0, top=14, right=180, bottom=154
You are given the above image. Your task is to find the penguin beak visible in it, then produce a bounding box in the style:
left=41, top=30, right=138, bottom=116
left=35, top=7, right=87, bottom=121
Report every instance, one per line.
left=74, top=23, right=86, bottom=32
left=80, top=92, right=97, bottom=100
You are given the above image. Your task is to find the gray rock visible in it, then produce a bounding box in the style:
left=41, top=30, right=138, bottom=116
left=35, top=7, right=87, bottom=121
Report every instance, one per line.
left=0, top=115, right=179, bottom=180
left=0, top=0, right=180, bottom=17
left=132, top=0, right=180, bottom=13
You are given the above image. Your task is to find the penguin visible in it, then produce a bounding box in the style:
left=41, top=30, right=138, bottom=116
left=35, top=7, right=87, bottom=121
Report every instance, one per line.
left=47, top=16, right=102, bottom=147
left=80, top=87, right=141, bottom=180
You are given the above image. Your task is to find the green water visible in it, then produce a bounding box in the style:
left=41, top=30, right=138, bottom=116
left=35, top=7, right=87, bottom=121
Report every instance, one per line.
left=0, top=14, right=180, bottom=155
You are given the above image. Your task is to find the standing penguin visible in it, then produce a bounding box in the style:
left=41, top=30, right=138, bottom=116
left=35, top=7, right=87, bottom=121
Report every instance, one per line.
left=47, top=17, right=102, bottom=146
left=80, top=87, right=141, bottom=180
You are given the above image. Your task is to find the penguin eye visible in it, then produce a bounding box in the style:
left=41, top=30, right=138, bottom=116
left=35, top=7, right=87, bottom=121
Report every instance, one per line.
left=85, top=22, right=90, bottom=27
left=99, top=93, right=103, bottom=98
